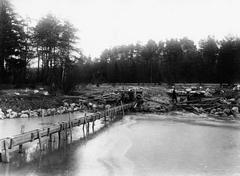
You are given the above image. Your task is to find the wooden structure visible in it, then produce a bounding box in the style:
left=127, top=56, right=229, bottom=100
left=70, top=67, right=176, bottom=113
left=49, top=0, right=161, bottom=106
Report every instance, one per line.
left=0, top=102, right=134, bottom=163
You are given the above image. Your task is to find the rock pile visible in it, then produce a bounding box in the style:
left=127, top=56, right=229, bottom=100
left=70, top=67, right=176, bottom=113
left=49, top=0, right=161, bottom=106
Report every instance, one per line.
left=176, top=97, right=240, bottom=120
left=0, top=99, right=98, bottom=119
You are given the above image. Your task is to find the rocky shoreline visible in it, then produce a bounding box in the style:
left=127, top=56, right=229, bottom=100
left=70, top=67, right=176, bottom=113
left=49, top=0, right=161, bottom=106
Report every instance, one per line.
left=1, top=85, right=240, bottom=121
left=0, top=98, right=95, bottom=119
left=0, top=87, right=107, bottom=119
left=0, top=85, right=138, bottom=119
left=140, top=85, right=240, bottom=121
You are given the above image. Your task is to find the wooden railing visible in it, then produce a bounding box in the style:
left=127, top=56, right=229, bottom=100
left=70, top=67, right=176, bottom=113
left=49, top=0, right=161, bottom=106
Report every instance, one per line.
left=0, top=102, right=135, bottom=163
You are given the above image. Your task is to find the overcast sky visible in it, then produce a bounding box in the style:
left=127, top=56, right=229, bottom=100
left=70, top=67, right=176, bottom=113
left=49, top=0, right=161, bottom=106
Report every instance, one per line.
left=11, top=0, right=240, bottom=58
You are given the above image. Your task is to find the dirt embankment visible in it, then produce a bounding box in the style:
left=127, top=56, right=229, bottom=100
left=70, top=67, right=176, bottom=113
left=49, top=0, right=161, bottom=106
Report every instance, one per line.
left=1, top=84, right=240, bottom=121
left=140, top=84, right=240, bottom=121
left=0, top=87, right=104, bottom=119
left=0, top=85, right=137, bottom=119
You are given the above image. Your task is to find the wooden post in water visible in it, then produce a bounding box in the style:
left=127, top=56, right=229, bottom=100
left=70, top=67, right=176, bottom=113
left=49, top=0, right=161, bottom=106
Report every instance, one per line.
left=42, top=109, right=44, bottom=118
left=47, top=128, right=53, bottom=151
left=92, top=116, right=95, bottom=132
left=1, top=140, right=10, bottom=163
left=19, top=125, right=25, bottom=153
left=48, top=128, right=52, bottom=142
left=104, top=113, right=107, bottom=125
left=86, top=114, right=89, bottom=135
left=112, top=108, right=115, bottom=121
left=69, top=113, right=72, bottom=142
left=113, top=108, right=115, bottom=119
left=64, top=123, right=68, bottom=142
left=111, top=108, right=114, bottom=121
left=37, top=130, right=42, bottom=151
left=53, top=135, right=56, bottom=149
left=109, top=109, right=111, bottom=120
left=19, top=145, right=23, bottom=153
left=82, top=113, right=86, bottom=137
left=121, top=101, right=125, bottom=116
left=58, top=124, right=62, bottom=148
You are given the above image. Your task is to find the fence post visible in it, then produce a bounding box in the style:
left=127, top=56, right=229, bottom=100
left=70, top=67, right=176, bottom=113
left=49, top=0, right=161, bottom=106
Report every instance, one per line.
left=64, top=123, right=68, bottom=141
left=58, top=124, right=62, bottom=148
left=82, top=113, right=86, bottom=137
left=37, top=130, right=42, bottom=151
left=1, top=140, right=10, bottom=163
left=19, top=145, right=23, bottom=153
left=121, top=101, right=125, bottom=116
left=92, top=115, right=95, bottom=132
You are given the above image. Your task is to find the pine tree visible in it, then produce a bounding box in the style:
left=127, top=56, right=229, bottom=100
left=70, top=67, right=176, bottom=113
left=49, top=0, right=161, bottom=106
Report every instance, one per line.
left=0, top=0, right=25, bottom=83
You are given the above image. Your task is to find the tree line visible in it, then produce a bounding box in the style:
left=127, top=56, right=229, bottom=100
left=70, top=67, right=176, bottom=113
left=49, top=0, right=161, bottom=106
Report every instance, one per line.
left=1, top=0, right=240, bottom=93
left=76, top=36, right=240, bottom=84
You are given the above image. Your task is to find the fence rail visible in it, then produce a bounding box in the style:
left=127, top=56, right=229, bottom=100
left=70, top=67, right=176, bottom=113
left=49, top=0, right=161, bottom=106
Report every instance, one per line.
left=0, top=102, right=135, bottom=163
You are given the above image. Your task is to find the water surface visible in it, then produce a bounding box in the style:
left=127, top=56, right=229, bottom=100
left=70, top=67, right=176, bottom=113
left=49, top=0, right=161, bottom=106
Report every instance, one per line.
left=1, top=113, right=240, bottom=176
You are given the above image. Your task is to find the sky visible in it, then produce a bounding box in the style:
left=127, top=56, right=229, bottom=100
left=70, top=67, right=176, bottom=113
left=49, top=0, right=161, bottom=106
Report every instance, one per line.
left=11, top=0, right=240, bottom=58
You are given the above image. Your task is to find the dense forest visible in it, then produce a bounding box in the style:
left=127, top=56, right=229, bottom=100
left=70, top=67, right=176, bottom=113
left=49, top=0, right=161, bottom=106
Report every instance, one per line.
left=1, top=0, right=240, bottom=92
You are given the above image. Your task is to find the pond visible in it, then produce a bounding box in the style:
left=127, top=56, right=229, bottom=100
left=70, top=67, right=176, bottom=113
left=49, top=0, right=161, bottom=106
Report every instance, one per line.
left=1, top=113, right=240, bottom=176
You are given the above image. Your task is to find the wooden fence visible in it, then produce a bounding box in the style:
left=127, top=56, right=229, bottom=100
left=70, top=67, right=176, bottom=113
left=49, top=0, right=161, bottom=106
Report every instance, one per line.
left=0, top=102, right=135, bottom=163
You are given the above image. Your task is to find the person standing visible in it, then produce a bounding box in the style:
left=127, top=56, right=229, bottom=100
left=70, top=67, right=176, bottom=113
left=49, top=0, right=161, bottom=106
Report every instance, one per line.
left=172, top=87, right=178, bottom=103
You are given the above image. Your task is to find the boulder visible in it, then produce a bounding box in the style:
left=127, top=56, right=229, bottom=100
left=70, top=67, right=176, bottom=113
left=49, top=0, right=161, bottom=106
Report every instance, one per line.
left=20, top=113, right=29, bottom=118
left=235, top=114, right=240, bottom=119
left=105, top=104, right=111, bottom=109
left=223, top=108, right=231, bottom=115
left=217, top=108, right=222, bottom=112
left=64, top=102, right=69, bottom=107
left=70, top=103, right=76, bottom=108
left=43, top=91, right=49, bottom=95
left=21, top=110, right=30, bottom=115
left=215, top=112, right=223, bottom=116
left=232, top=107, right=239, bottom=114
left=222, top=113, right=228, bottom=117
left=0, top=109, right=5, bottom=119
left=50, top=108, right=56, bottom=115
left=46, top=109, right=52, bottom=116
left=199, top=107, right=204, bottom=113
left=9, top=111, right=18, bottom=118
left=36, top=109, right=42, bottom=115
left=33, top=90, right=39, bottom=94
left=30, top=111, right=38, bottom=118
left=229, top=98, right=236, bottom=102
left=6, top=109, right=12, bottom=113
left=57, top=109, right=62, bottom=114
left=98, top=104, right=105, bottom=109
left=210, top=109, right=216, bottom=114
left=67, top=107, right=73, bottom=112
left=236, top=98, right=240, bottom=105
left=73, top=107, right=79, bottom=111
